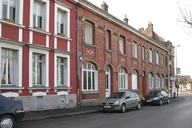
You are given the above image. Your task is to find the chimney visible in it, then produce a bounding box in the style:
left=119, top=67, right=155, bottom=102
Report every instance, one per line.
left=138, top=27, right=144, bottom=32
left=123, top=15, right=129, bottom=24
left=148, top=21, right=153, bottom=37
left=101, top=1, right=108, bottom=12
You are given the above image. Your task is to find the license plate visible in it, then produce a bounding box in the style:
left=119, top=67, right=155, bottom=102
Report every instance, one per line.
left=104, top=106, right=111, bottom=108
left=146, top=100, right=152, bottom=102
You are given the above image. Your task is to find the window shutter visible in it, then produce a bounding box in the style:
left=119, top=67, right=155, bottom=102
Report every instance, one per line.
left=94, top=70, right=98, bottom=90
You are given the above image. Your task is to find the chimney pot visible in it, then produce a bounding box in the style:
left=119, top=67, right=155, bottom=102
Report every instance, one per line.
left=123, top=14, right=129, bottom=24
left=101, top=1, right=108, bottom=12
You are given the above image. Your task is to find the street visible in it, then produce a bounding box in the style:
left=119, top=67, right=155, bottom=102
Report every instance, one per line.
left=16, top=94, right=192, bottom=128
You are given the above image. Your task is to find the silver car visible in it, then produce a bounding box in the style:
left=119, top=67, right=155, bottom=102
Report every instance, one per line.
left=100, top=91, right=141, bottom=113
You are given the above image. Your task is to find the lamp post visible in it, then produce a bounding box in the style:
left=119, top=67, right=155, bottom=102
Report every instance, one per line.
left=176, top=45, right=180, bottom=98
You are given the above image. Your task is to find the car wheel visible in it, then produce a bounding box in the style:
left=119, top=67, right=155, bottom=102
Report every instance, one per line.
left=136, top=103, right=141, bottom=110
left=120, top=104, right=126, bottom=113
left=0, top=115, right=15, bottom=128
left=159, top=99, right=163, bottom=106
left=167, top=99, right=170, bottom=104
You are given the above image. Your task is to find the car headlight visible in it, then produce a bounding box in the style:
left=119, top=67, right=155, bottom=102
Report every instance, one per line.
left=114, top=100, right=120, bottom=105
left=153, top=97, right=159, bottom=100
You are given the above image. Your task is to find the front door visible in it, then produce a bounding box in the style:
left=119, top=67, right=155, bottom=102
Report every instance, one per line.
left=105, top=66, right=111, bottom=97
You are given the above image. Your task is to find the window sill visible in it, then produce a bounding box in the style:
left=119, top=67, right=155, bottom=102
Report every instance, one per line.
left=0, top=19, right=25, bottom=28
left=53, top=86, right=72, bottom=92
left=132, top=57, right=138, bottom=60
left=119, top=53, right=127, bottom=56
left=119, top=89, right=128, bottom=91
left=106, top=49, right=112, bottom=53
left=53, top=34, right=72, bottom=41
left=28, top=86, right=51, bottom=90
left=28, top=86, right=51, bottom=93
left=28, top=27, right=51, bottom=35
left=82, top=91, right=99, bottom=94
left=0, top=86, right=24, bottom=90
left=84, top=43, right=97, bottom=48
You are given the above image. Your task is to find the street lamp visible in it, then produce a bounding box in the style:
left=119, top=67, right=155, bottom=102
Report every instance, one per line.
left=176, top=45, right=180, bottom=98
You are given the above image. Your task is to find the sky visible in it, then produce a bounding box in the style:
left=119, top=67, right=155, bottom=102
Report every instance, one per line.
left=88, top=0, right=192, bottom=77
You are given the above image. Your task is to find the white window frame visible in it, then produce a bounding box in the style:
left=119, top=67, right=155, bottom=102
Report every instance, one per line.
left=54, top=2, right=70, bottom=37
left=30, top=0, right=49, bottom=31
left=54, top=52, right=70, bottom=87
left=82, top=62, right=98, bottom=91
left=142, top=46, right=145, bottom=60
left=149, top=49, right=152, bottom=63
left=0, top=42, right=23, bottom=87
left=132, top=70, right=138, bottom=89
left=29, top=48, right=49, bottom=87
left=156, top=51, right=159, bottom=65
left=119, top=36, right=125, bottom=54
left=0, top=0, right=23, bottom=24
left=132, top=42, right=137, bottom=58
left=148, top=73, right=154, bottom=89
left=118, top=68, right=128, bottom=90
left=84, top=21, right=93, bottom=44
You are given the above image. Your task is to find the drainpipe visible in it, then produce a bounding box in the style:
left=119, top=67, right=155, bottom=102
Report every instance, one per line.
left=76, top=3, right=81, bottom=108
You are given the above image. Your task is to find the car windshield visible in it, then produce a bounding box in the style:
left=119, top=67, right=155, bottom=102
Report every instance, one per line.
left=108, top=92, right=125, bottom=98
left=146, top=91, right=161, bottom=97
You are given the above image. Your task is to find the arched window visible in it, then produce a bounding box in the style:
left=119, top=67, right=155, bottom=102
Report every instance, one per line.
left=132, top=70, right=138, bottom=89
left=118, top=68, right=128, bottom=90
left=156, top=74, right=160, bottom=89
left=82, top=62, right=98, bottom=91
left=148, top=73, right=154, bottom=89
left=162, top=75, right=164, bottom=88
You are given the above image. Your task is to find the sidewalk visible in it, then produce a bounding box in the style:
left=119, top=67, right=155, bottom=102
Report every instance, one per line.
left=22, top=98, right=179, bottom=122
left=22, top=106, right=101, bottom=122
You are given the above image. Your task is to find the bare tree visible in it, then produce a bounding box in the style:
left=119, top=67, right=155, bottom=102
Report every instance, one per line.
left=177, top=2, right=192, bottom=35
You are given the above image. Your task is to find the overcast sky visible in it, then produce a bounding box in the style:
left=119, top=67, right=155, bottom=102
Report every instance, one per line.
left=88, top=0, right=192, bottom=77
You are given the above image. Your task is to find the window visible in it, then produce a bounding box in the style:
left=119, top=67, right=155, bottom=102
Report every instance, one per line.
left=33, top=1, right=43, bottom=29
left=142, top=46, right=145, bottom=60
left=148, top=73, right=154, bottom=89
left=29, top=48, right=49, bottom=87
left=33, top=54, right=44, bottom=86
left=106, top=30, right=111, bottom=50
left=162, top=75, right=164, bottom=88
left=85, top=21, right=93, bottom=44
left=1, top=0, right=23, bottom=24
left=1, top=49, right=16, bottom=85
left=149, top=49, right=152, bottom=63
left=118, top=68, right=128, bottom=90
left=54, top=53, right=70, bottom=88
left=3, top=0, right=16, bottom=21
left=132, top=42, right=137, bottom=58
left=82, top=62, right=98, bottom=91
left=119, top=36, right=125, bottom=54
left=0, top=43, right=22, bottom=88
left=156, top=74, right=160, bottom=89
left=161, top=55, right=164, bottom=66
left=57, top=57, right=67, bottom=86
left=132, top=70, right=138, bottom=89
left=156, top=51, right=159, bottom=65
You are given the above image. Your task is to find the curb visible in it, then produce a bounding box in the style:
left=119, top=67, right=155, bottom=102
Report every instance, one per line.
left=21, top=110, right=100, bottom=122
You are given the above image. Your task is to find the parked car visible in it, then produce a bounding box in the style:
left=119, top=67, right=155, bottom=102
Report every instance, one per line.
left=143, top=90, right=170, bottom=106
left=100, top=91, right=141, bottom=113
left=0, top=95, right=25, bottom=128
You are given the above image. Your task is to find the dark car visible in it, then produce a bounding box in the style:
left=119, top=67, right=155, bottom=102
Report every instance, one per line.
left=0, top=95, right=25, bottom=128
left=143, top=90, right=170, bottom=106
left=100, top=91, right=141, bottom=113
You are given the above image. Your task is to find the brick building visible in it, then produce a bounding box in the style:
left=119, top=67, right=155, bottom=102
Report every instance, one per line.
left=70, top=0, right=175, bottom=107
left=0, top=0, right=77, bottom=111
